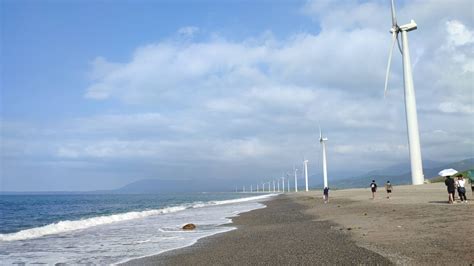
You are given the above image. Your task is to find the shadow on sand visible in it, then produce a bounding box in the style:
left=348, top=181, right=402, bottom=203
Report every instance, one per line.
left=428, top=201, right=450, bottom=204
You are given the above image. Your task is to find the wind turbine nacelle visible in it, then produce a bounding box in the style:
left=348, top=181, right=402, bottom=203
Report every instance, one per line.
left=400, top=20, right=417, bottom=32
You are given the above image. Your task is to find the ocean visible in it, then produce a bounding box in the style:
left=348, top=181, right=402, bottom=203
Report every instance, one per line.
left=0, top=192, right=275, bottom=264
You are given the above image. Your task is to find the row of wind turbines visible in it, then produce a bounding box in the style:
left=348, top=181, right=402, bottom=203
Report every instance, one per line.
left=237, top=0, right=426, bottom=192
left=237, top=128, right=329, bottom=193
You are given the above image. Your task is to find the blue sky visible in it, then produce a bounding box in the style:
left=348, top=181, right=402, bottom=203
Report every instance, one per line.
left=1, top=0, right=473, bottom=191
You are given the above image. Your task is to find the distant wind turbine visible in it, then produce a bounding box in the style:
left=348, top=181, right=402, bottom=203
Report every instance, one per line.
left=303, top=159, right=309, bottom=191
left=281, top=176, right=285, bottom=192
left=273, top=180, right=276, bottom=192
left=287, top=174, right=290, bottom=192
left=384, top=0, right=424, bottom=185
left=294, top=166, right=298, bottom=192
left=319, top=126, right=329, bottom=189
left=277, top=180, right=280, bottom=192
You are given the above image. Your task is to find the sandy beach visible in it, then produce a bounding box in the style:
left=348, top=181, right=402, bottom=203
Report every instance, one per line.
left=124, top=183, right=473, bottom=265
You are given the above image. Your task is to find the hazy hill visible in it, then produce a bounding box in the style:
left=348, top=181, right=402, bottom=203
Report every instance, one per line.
left=114, top=178, right=230, bottom=193
left=114, top=158, right=473, bottom=193
left=328, top=158, right=474, bottom=189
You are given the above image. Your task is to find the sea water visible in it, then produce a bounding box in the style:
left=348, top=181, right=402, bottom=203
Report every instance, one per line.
left=0, top=193, right=275, bottom=264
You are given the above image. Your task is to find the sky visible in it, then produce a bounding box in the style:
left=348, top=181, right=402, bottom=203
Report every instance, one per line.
left=1, top=0, right=473, bottom=191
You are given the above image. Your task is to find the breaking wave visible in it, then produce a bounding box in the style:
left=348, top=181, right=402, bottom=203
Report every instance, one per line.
left=0, top=193, right=275, bottom=242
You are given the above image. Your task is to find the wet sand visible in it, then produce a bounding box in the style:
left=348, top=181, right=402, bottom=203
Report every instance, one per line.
left=123, top=183, right=473, bottom=265
left=123, top=196, right=390, bottom=265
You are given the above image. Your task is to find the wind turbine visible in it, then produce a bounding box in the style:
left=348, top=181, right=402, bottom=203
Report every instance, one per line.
left=281, top=175, right=285, bottom=192
left=273, top=180, right=276, bottom=192
left=286, top=173, right=290, bottom=192
left=294, top=166, right=298, bottom=192
left=303, top=159, right=309, bottom=191
left=384, top=0, right=424, bottom=185
left=277, top=179, right=280, bottom=192
left=319, top=127, right=329, bottom=189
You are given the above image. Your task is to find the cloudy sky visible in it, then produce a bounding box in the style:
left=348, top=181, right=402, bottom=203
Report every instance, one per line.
left=1, top=0, right=473, bottom=191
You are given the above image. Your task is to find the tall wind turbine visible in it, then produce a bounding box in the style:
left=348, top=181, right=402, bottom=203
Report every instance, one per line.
left=303, top=159, right=309, bottom=191
left=384, top=0, right=424, bottom=185
left=273, top=180, right=276, bottom=192
left=294, top=166, right=298, bottom=192
left=277, top=179, right=280, bottom=192
left=319, top=127, right=329, bottom=189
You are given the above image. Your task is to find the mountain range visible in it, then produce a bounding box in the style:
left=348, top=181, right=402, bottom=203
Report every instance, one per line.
left=325, top=158, right=474, bottom=189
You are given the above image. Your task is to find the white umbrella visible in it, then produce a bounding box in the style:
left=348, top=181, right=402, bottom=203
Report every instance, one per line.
left=438, top=168, right=458, bottom=177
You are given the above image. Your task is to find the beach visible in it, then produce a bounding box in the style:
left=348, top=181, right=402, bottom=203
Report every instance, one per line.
left=123, top=183, right=473, bottom=265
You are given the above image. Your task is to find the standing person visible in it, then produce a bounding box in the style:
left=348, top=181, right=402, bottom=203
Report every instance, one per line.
left=456, top=175, right=468, bottom=203
left=444, top=175, right=456, bottom=204
left=370, top=180, right=377, bottom=200
left=323, top=187, right=329, bottom=204
left=385, top=181, right=393, bottom=199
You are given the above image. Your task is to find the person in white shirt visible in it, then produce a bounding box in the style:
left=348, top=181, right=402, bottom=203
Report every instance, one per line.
left=456, top=175, right=467, bottom=203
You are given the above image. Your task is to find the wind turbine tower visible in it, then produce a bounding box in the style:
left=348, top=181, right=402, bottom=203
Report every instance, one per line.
left=281, top=176, right=285, bottom=192
left=294, top=167, right=298, bottom=192
left=287, top=173, right=290, bottom=192
left=303, top=159, right=309, bottom=191
left=384, top=0, right=424, bottom=185
left=319, top=127, right=329, bottom=189
left=273, top=180, right=276, bottom=192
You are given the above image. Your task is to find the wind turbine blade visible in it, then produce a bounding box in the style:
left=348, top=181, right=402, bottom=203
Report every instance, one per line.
left=319, top=126, right=322, bottom=141
left=390, top=0, right=397, bottom=27
left=384, top=31, right=397, bottom=97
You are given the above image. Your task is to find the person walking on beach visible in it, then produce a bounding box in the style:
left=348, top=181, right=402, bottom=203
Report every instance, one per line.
left=370, top=180, right=377, bottom=200
left=444, top=175, right=456, bottom=204
left=456, top=175, right=468, bottom=203
left=323, top=187, right=329, bottom=204
left=385, top=181, right=393, bottom=199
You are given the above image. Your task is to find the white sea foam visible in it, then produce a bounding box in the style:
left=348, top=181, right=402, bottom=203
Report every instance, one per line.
left=0, top=193, right=276, bottom=242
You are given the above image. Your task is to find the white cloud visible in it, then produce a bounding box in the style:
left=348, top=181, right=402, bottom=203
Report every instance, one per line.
left=3, top=1, right=473, bottom=189
left=78, top=1, right=474, bottom=175
left=178, top=26, right=199, bottom=37
left=446, top=20, right=474, bottom=47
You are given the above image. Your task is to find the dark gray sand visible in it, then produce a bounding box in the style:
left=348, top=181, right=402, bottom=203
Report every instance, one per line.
left=123, top=195, right=392, bottom=265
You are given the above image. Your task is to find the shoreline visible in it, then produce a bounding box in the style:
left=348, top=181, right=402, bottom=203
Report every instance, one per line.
left=123, top=194, right=391, bottom=265
left=123, top=183, right=473, bottom=265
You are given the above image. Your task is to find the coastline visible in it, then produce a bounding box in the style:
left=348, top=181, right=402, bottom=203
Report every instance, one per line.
left=122, top=195, right=391, bottom=265
left=123, top=183, right=474, bottom=265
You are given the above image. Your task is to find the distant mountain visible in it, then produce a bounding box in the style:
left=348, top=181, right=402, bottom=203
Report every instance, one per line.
left=365, top=159, right=442, bottom=176
left=114, top=178, right=230, bottom=194
left=328, top=158, right=474, bottom=189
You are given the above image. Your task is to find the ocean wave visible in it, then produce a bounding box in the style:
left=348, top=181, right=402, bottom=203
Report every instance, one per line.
left=0, top=193, right=276, bottom=242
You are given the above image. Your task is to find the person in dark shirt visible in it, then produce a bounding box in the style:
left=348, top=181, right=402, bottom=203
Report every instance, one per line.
left=370, top=180, right=377, bottom=200
left=323, top=187, right=329, bottom=204
left=444, top=176, right=455, bottom=204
